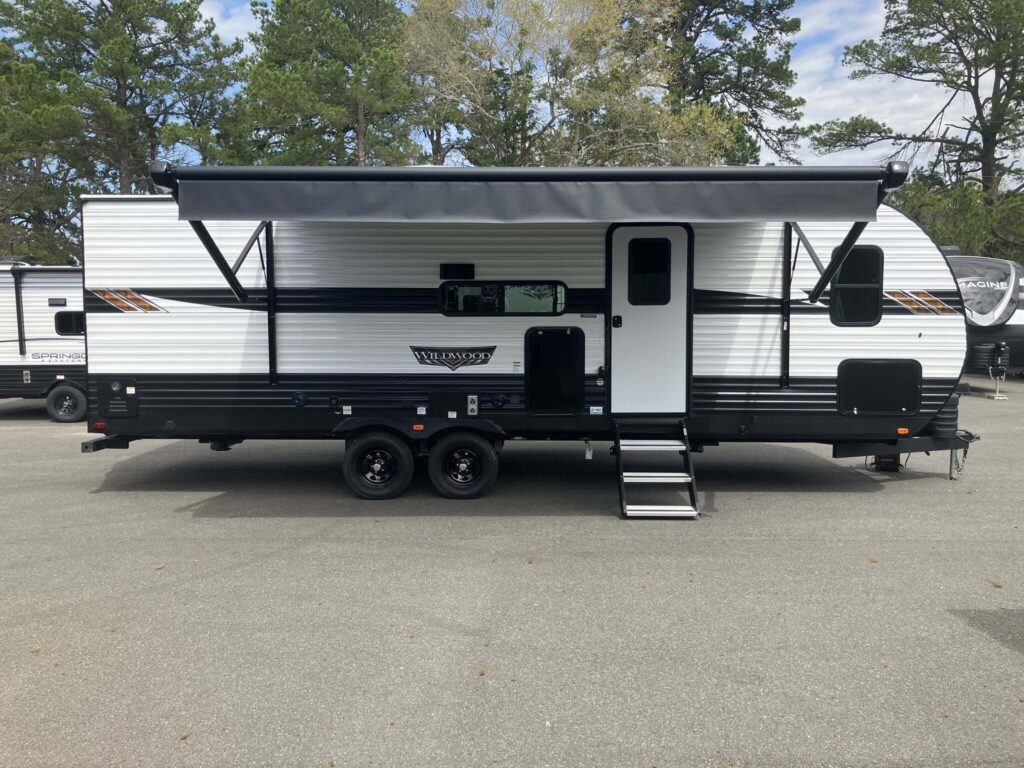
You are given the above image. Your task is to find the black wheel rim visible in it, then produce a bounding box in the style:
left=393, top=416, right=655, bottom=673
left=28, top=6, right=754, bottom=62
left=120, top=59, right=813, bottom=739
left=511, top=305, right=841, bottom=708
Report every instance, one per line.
left=58, top=395, right=78, bottom=417
left=444, top=448, right=480, bottom=486
left=359, top=449, right=397, bottom=485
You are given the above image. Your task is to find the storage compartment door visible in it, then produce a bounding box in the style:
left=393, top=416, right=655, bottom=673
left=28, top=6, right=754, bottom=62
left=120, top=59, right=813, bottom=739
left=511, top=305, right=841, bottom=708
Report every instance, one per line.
left=525, top=327, right=585, bottom=414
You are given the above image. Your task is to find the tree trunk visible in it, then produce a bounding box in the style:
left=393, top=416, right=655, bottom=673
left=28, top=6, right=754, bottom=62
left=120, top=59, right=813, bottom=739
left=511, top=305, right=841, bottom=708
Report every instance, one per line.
left=980, top=131, right=1000, bottom=204
left=355, top=101, right=367, bottom=166
left=429, top=127, right=445, bottom=165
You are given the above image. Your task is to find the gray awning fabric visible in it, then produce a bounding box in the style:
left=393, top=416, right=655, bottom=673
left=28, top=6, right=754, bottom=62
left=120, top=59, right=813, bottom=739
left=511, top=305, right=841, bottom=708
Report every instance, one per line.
left=154, top=164, right=908, bottom=224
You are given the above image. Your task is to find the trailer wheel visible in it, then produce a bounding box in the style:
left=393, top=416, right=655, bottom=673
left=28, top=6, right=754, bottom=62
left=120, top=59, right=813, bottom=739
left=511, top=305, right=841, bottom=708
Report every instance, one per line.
left=46, top=385, right=86, bottom=423
left=343, top=432, right=415, bottom=500
left=428, top=432, right=498, bottom=499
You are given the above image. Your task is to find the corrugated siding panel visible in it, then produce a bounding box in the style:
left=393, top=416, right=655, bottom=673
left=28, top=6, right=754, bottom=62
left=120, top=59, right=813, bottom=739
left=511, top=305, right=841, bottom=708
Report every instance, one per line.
left=82, top=198, right=266, bottom=289
left=273, top=222, right=607, bottom=288
left=276, top=313, right=604, bottom=374
left=692, top=222, right=784, bottom=297
left=86, top=299, right=268, bottom=374
left=790, top=315, right=965, bottom=379
left=693, top=314, right=781, bottom=377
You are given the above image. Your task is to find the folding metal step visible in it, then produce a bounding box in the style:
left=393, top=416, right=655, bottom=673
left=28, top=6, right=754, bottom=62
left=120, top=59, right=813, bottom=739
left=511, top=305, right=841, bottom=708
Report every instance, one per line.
left=618, top=439, right=687, bottom=452
left=623, top=504, right=699, bottom=519
left=622, top=472, right=692, bottom=483
left=614, top=419, right=700, bottom=520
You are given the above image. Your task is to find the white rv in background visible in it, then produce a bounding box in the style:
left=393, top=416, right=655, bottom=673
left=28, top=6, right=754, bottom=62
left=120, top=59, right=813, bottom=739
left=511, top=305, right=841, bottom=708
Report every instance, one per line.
left=947, top=255, right=1024, bottom=376
left=0, top=262, right=87, bottom=421
left=79, top=162, right=972, bottom=518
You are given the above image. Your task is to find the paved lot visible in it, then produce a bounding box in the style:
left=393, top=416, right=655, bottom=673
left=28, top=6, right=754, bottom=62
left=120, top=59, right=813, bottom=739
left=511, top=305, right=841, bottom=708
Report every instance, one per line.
left=1, top=376, right=1023, bottom=767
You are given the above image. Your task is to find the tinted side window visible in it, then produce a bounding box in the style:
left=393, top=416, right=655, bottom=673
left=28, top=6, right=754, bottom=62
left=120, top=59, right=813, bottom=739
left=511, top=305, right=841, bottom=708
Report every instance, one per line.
left=830, top=246, right=883, bottom=326
left=55, top=311, right=85, bottom=336
left=440, top=282, right=566, bottom=315
left=628, top=238, right=671, bottom=306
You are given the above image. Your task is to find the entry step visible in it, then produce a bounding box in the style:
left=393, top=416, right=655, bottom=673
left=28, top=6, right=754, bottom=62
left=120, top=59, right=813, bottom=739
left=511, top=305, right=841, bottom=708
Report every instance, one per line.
left=622, top=472, right=692, bottom=483
left=623, top=504, right=699, bottom=518
left=618, top=439, right=687, bottom=451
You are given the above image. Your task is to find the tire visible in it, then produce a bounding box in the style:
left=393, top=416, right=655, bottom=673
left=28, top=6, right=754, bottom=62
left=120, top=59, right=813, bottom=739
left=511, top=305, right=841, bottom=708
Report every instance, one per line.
left=46, top=384, right=86, bottom=423
left=427, top=431, right=499, bottom=499
left=342, top=431, right=415, bottom=500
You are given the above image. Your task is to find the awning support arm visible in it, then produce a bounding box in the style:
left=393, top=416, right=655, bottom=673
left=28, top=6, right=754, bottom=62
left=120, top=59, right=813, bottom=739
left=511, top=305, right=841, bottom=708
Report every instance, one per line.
left=807, top=220, right=869, bottom=304
left=789, top=222, right=825, bottom=275
left=12, top=267, right=26, bottom=356
left=188, top=220, right=250, bottom=302
left=232, top=221, right=270, bottom=275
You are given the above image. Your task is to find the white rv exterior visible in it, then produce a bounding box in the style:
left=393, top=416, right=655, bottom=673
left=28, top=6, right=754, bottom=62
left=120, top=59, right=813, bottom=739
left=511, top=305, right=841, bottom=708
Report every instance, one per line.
left=78, top=163, right=971, bottom=514
left=0, top=264, right=87, bottom=421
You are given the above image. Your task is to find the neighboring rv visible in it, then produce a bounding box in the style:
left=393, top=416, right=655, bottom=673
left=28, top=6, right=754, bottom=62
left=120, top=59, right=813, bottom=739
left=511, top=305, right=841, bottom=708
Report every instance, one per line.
left=0, top=262, right=87, bottom=421
left=80, top=162, right=971, bottom=517
left=947, top=255, right=1024, bottom=376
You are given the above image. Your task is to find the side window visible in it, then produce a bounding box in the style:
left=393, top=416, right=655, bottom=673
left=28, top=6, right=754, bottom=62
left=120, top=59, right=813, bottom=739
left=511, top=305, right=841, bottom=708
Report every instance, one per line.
left=628, top=238, right=671, bottom=305
left=55, top=311, right=85, bottom=336
left=830, top=245, right=883, bottom=326
left=440, top=282, right=566, bottom=315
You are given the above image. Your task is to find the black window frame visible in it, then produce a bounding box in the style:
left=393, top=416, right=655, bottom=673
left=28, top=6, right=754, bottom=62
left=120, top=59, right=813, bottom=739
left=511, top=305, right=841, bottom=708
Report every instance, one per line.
left=627, top=237, right=672, bottom=306
left=829, top=244, right=884, bottom=327
left=438, top=280, right=568, bottom=317
left=54, top=310, right=85, bottom=336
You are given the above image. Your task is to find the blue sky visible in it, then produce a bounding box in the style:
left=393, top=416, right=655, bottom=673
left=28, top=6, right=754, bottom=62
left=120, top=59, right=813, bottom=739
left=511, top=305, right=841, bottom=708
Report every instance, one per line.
left=199, top=0, right=953, bottom=165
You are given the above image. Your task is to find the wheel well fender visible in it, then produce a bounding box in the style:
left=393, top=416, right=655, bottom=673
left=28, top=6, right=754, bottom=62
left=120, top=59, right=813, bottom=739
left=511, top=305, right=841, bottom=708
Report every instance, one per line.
left=43, top=378, right=86, bottom=397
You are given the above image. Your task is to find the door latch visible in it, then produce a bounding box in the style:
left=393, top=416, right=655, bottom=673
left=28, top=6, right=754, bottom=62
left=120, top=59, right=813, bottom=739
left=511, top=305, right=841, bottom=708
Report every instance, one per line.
left=612, top=315, right=622, bottom=328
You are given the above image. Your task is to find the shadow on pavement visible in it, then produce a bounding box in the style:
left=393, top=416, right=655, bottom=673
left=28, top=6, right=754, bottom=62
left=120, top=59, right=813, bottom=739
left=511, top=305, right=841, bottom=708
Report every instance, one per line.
left=0, top=399, right=49, bottom=421
left=87, top=438, right=898, bottom=519
left=950, top=608, right=1024, bottom=657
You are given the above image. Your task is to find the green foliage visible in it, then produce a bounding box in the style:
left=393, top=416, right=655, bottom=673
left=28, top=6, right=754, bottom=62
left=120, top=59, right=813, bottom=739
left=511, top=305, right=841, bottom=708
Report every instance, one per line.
left=231, top=0, right=416, bottom=166
left=0, top=0, right=240, bottom=261
left=0, top=41, right=84, bottom=262
left=811, top=0, right=1024, bottom=200
left=621, top=0, right=805, bottom=161
left=404, top=0, right=747, bottom=166
left=891, top=179, right=1024, bottom=263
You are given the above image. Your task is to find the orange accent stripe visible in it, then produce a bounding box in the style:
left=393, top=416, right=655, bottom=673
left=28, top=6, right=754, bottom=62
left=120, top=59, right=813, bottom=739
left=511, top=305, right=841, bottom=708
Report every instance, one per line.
left=887, top=291, right=932, bottom=314
left=93, top=289, right=139, bottom=312
left=119, top=290, right=161, bottom=312
left=910, top=291, right=958, bottom=314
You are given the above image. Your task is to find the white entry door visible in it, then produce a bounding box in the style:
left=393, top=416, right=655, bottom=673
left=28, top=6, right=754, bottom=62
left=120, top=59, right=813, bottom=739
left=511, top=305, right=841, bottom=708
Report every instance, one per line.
left=610, top=225, right=690, bottom=414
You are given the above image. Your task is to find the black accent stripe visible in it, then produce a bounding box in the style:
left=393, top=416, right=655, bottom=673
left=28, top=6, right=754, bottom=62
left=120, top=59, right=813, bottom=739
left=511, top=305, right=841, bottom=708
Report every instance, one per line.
left=85, top=286, right=959, bottom=317
left=87, top=287, right=606, bottom=314
left=694, top=290, right=783, bottom=314
left=277, top=288, right=435, bottom=312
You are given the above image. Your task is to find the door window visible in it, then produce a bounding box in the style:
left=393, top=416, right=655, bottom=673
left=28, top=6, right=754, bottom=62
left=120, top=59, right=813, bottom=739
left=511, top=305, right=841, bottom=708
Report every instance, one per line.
left=628, top=238, right=671, bottom=305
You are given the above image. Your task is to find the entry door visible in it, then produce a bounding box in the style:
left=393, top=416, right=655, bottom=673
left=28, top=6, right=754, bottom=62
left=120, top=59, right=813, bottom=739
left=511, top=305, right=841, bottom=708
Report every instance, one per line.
left=610, top=225, right=690, bottom=414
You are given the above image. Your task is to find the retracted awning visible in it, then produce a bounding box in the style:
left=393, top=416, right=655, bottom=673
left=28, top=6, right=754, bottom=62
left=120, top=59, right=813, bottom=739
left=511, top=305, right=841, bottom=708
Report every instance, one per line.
left=150, top=162, right=909, bottom=224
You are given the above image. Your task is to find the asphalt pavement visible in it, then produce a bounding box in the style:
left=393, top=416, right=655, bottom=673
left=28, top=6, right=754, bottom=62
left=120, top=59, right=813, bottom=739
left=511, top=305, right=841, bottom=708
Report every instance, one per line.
left=1, top=375, right=1022, bottom=767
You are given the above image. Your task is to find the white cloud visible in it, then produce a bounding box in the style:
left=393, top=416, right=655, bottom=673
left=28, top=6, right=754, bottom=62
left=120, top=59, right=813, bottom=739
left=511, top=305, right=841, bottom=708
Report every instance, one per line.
left=201, top=0, right=259, bottom=46
left=780, top=0, right=958, bottom=166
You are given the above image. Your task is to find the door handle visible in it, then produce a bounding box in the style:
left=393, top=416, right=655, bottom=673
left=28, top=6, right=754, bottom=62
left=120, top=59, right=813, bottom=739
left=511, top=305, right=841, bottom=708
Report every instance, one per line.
left=612, top=315, right=622, bottom=328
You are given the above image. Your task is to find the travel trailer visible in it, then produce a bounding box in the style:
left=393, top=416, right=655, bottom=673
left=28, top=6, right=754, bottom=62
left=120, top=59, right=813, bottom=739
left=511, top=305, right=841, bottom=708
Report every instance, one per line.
left=0, top=262, right=87, bottom=421
left=80, top=162, right=972, bottom=517
left=947, top=255, right=1024, bottom=376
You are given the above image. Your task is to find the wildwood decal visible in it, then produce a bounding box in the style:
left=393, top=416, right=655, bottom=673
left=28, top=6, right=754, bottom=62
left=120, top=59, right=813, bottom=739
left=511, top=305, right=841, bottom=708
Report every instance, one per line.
left=410, top=346, right=496, bottom=370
